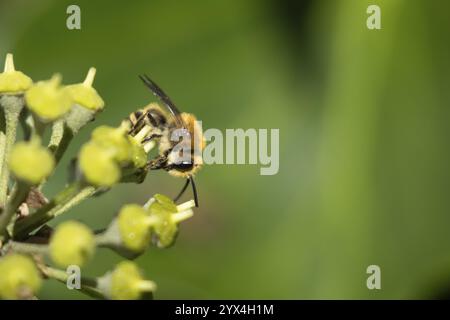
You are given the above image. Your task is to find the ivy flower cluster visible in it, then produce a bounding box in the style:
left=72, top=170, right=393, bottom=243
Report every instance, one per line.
left=0, top=54, right=195, bottom=300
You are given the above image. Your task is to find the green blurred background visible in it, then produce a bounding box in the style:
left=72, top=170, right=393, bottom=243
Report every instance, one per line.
left=1, top=0, right=450, bottom=299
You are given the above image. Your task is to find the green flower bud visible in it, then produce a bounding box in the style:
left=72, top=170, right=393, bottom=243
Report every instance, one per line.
left=0, top=53, right=33, bottom=94
left=9, top=140, right=55, bottom=185
left=128, top=136, right=147, bottom=168
left=65, top=68, right=104, bottom=111
left=149, top=202, right=178, bottom=248
left=49, top=221, right=95, bottom=268
left=25, top=74, right=72, bottom=121
left=153, top=194, right=178, bottom=212
left=147, top=194, right=195, bottom=248
left=0, top=254, right=42, bottom=300
left=110, top=261, right=156, bottom=300
left=91, top=125, right=131, bottom=163
left=117, top=204, right=152, bottom=253
left=79, top=141, right=120, bottom=187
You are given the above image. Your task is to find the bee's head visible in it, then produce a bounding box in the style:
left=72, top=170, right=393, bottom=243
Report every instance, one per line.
left=167, top=148, right=194, bottom=173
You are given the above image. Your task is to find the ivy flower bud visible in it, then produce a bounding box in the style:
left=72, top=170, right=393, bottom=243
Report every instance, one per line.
left=128, top=136, right=147, bottom=169
left=9, top=140, right=55, bottom=185
left=91, top=125, right=132, bottom=163
left=0, top=53, right=32, bottom=94
left=65, top=68, right=104, bottom=111
left=147, top=194, right=195, bottom=248
left=117, top=204, right=152, bottom=253
left=109, top=261, right=156, bottom=300
left=0, top=254, right=42, bottom=300
left=49, top=221, right=95, bottom=268
left=25, top=74, right=72, bottom=121
left=79, top=141, right=120, bottom=187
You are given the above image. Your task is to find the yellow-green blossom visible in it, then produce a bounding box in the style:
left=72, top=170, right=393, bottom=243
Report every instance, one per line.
left=25, top=74, right=72, bottom=121
left=65, top=68, right=104, bottom=111
left=0, top=53, right=32, bottom=94
left=79, top=123, right=148, bottom=186
left=110, top=261, right=156, bottom=300
left=152, top=194, right=178, bottom=212
left=9, top=140, right=55, bottom=185
left=49, top=221, right=95, bottom=268
left=147, top=194, right=195, bottom=248
left=91, top=125, right=132, bottom=163
left=0, top=254, right=42, bottom=300
left=128, top=136, right=147, bottom=168
left=117, top=204, right=152, bottom=253
left=79, top=141, right=121, bottom=187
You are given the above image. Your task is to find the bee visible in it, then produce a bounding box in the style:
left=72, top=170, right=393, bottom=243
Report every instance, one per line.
left=126, top=74, right=205, bottom=207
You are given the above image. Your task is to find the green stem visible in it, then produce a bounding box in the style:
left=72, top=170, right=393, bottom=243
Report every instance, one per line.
left=0, top=181, right=30, bottom=237
left=95, top=231, right=113, bottom=247
left=0, top=133, right=5, bottom=196
left=13, top=183, right=80, bottom=237
left=40, top=265, right=105, bottom=299
left=48, top=121, right=74, bottom=164
left=94, top=223, right=122, bottom=249
left=4, top=240, right=48, bottom=255
left=37, top=121, right=74, bottom=191
left=51, top=185, right=96, bottom=218
left=0, top=95, right=24, bottom=209
left=13, top=184, right=97, bottom=238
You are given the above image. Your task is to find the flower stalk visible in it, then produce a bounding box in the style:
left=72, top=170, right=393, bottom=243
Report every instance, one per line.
left=0, top=95, right=24, bottom=208
left=13, top=183, right=96, bottom=238
left=48, top=120, right=73, bottom=164
left=0, top=181, right=30, bottom=237
left=38, top=265, right=104, bottom=299
left=2, top=240, right=49, bottom=255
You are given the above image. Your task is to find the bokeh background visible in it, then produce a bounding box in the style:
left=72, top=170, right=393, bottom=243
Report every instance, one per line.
left=1, top=0, right=450, bottom=299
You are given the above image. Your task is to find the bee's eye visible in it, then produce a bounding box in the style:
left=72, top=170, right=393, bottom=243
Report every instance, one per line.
left=173, top=161, right=193, bottom=172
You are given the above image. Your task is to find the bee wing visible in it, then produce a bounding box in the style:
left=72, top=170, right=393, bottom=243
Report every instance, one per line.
left=139, top=74, right=184, bottom=128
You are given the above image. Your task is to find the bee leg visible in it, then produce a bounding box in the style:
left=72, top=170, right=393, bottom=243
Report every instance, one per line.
left=146, top=155, right=167, bottom=170
left=128, top=116, right=146, bottom=135
left=141, top=133, right=162, bottom=144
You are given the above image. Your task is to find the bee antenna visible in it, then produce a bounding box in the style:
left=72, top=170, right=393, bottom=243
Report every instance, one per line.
left=174, top=178, right=190, bottom=203
left=173, top=177, right=199, bottom=207
left=190, top=176, right=199, bottom=207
